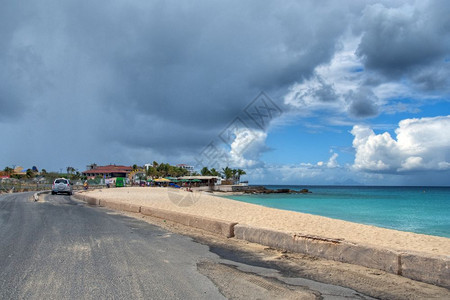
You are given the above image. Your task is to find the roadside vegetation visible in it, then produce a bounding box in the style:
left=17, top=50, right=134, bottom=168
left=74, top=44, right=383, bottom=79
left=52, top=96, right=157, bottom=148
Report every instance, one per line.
left=0, top=166, right=86, bottom=193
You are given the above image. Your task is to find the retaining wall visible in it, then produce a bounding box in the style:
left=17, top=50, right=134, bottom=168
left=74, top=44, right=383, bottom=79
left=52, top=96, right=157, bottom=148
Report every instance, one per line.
left=140, top=206, right=237, bottom=238
left=234, top=224, right=450, bottom=289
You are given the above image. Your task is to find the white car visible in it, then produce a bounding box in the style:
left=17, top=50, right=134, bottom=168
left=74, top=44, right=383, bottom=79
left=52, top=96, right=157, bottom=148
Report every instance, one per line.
left=51, top=178, right=73, bottom=195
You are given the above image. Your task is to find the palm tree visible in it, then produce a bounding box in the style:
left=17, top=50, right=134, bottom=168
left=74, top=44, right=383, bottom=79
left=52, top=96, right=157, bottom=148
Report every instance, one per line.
left=236, top=169, right=246, bottom=182
left=221, top=167, right=233, bottom=180
left=210, top=168, right=221, bottom=177
left=231, top=169, right=238, bottom=184
left=201, top=167, right=212, bottom=176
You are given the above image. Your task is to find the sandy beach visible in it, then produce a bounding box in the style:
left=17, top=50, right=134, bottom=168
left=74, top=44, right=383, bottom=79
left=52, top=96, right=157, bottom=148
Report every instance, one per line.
left=85, top=187, right=450, bottom=256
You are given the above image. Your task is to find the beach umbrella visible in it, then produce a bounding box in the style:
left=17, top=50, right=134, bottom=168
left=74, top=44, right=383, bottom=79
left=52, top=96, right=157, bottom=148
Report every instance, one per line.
left=154, top=178, right=170, bottom=182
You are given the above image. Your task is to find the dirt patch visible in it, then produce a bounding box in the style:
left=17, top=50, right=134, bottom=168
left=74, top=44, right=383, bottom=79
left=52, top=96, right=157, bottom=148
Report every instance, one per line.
left=197, top=260, right=318, bottom=299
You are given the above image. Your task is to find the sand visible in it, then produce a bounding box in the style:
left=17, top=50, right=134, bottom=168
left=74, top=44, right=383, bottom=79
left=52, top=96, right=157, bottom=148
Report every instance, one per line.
left=86, top=187, right=450, bottom=256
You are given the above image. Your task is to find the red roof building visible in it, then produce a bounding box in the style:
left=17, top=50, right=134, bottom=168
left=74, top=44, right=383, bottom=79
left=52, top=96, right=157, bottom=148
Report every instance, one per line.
left=82, top=165, right=133, bottom=178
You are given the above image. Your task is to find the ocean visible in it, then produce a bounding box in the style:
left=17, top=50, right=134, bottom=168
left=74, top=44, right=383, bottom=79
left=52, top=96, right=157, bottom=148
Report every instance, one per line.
left=224, top=185, right=450, bottom=238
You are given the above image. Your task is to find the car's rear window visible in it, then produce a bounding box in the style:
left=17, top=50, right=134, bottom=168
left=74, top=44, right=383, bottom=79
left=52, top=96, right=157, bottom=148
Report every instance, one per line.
left=55, top=179, right=68, bottom=184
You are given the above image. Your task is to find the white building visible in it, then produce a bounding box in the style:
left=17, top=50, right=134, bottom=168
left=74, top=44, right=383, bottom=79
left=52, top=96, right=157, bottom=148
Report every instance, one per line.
left=176, top=164, right=194, bottom=174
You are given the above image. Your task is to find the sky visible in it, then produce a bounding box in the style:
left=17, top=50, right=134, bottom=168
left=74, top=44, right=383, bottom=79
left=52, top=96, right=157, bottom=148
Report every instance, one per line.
left=1, top=0, right=450, bottom=185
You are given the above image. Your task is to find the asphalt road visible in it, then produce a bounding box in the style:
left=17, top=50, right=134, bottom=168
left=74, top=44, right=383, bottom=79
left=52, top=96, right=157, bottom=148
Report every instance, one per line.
left=0, top=193, right=374, bottom=299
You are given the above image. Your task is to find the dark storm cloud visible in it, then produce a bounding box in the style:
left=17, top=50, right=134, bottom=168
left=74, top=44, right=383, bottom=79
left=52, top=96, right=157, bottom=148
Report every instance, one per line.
left=356, top=1, right=450, bottom=81
left=1, top=0, right=354, bottom=169
left=314, top=76, right=338, bottom=103
left=346, top=88, right=379, bottom=118
left=53, top=1, right=350, bottom=147
left=0, top=4, right=36, bottom=121
left=410, top=64, right=450, bottom=92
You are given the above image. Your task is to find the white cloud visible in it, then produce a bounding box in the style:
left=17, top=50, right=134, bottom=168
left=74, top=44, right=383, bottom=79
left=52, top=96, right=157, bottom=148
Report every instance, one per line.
left=327, top=152, right=339, bottom=168
left=229, top=128, right=267, bottom=168
left=351, top=115, right=450, bottom=173
left=283, top=34, right=363, bottom=113
left=400, top=156, right=423, bottom=171
left=438, top=161, right=450, bottom=170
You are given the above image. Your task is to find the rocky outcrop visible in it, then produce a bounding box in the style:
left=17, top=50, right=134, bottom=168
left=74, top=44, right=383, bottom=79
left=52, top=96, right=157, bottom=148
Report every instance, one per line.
left=243, top=186, right=311, bottom=194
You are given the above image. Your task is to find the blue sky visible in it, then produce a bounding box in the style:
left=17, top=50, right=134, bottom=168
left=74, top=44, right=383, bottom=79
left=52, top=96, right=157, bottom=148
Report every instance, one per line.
left=1, top=0, right=449, bottom=185
left=263, top=100, right=450, bottom=167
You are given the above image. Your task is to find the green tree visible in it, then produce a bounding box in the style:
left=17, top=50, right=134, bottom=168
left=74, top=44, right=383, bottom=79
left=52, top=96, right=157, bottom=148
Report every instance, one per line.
left=236, top=169, right=246, bottom=183
left=210, top=168, right=221, bottom=177
left=167, top=165, right=186, bottom=177
left=221, top=167, right=233, bottom=180
left=201, top=167, right=212, bottom=176
left=146, top=166, right=158, bottom=178
left=181, top=167, right=189, bottom=176
left=3, top=167, right=13, bottom=176
left=231, top=169, right=238, bottom=183
left=41, top=169, right=47, bottom=175
left=157, top=163, right=169, bottom=177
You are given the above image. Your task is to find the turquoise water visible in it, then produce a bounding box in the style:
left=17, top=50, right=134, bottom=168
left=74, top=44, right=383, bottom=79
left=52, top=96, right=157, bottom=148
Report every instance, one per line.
left=225, top=186, right=450, bottom=238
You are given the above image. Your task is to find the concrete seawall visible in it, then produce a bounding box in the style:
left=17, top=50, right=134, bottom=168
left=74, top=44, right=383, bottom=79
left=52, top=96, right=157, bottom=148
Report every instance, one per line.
left=73, top=192, right=450, bottom=289
left=140, top=206, right=237, bottom=238
left=233, top=224, right=450, bottom=288
left=400, top=252, right=450, bottom=289
left=234, top=224, right=400, bottom=274
left=99, top=199, right=141, bottom=213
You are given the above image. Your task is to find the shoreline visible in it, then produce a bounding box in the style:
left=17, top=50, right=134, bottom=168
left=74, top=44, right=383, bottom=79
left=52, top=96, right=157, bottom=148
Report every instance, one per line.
left=214, top=193, right=450, bottom=239
left=82, top=187, right=449, bottom=256
left=210, top=186, right=450, bottom=239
